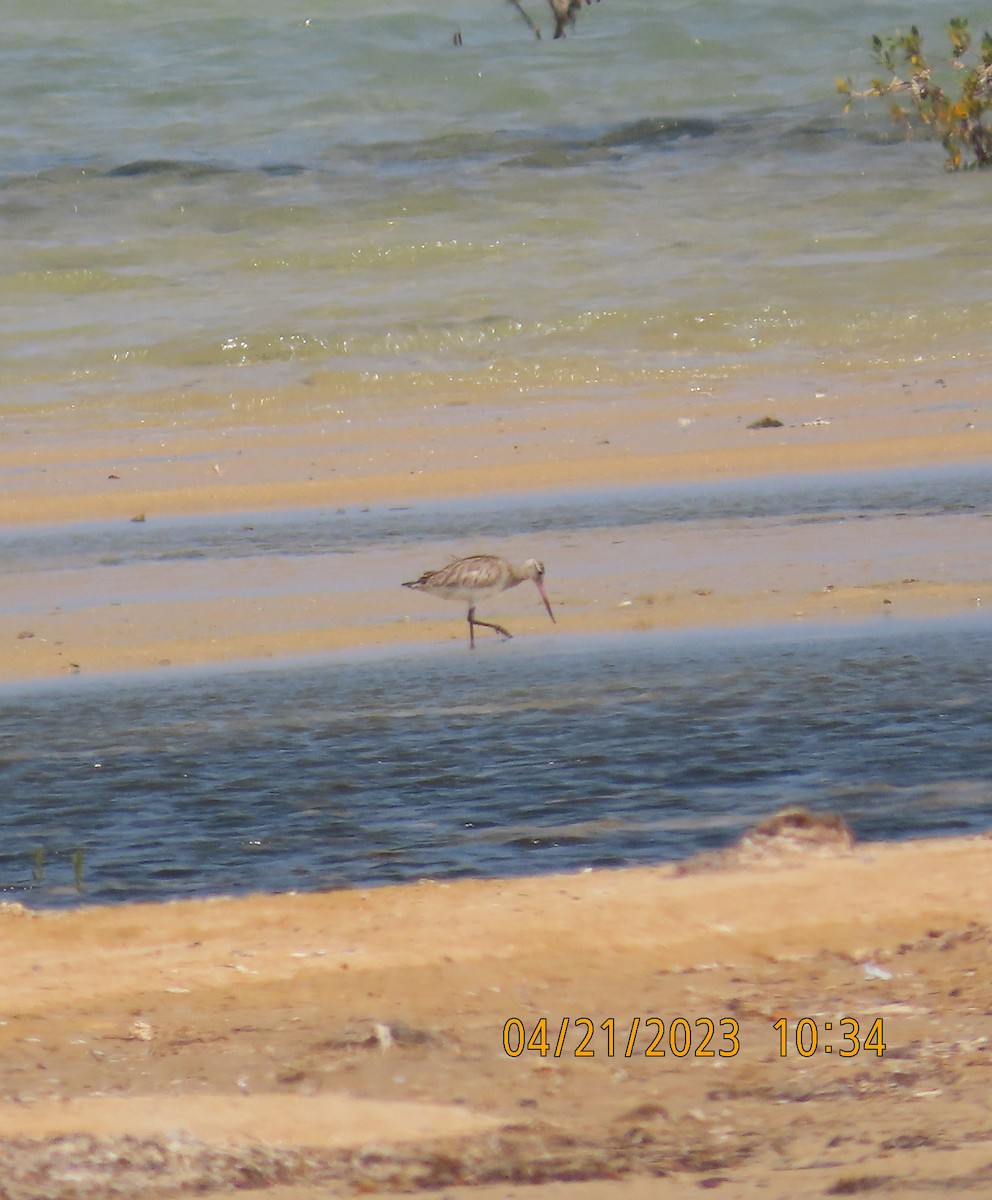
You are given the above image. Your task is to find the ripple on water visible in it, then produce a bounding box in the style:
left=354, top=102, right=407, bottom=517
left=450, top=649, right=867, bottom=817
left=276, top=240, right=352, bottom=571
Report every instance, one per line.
left=2, top=616, right=992, bottom=907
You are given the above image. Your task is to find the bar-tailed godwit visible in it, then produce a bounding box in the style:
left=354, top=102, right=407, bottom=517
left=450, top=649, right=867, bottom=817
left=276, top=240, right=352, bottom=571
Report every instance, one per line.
left=402, top=554, right=556, bottom=648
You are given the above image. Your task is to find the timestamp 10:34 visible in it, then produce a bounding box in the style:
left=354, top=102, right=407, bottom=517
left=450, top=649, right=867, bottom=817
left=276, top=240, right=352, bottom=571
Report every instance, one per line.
left=502, top=1016, right=886, bottom=1059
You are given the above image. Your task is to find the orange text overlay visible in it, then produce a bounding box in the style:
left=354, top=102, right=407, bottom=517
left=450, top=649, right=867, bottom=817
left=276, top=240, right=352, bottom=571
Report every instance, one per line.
left=502, top=1016, right=886, bottom=1059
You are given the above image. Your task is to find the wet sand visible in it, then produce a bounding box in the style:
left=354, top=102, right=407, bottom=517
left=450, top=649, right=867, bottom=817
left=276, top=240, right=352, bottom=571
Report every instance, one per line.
left=2, top=366, right=990, bottom=529
left=2, top=366, right=992, bottom=682
left=3, top=367, right=992, bottom=1196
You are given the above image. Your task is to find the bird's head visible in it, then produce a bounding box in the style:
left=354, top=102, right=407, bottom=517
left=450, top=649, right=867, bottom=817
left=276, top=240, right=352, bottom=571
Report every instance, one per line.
left=523, top=560, right=555, bottom=624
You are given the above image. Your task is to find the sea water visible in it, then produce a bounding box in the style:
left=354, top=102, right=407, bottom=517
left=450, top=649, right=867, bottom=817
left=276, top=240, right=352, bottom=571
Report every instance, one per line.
left=3, top=616, right=992, bottom=908
left=2, top=0, right=991, bottom=419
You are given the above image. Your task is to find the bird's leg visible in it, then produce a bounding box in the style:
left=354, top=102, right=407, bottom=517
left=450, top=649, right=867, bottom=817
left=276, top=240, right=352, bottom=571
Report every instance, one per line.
left=468, top=606, right=514, bottom=647
left=474, top=618, right=513, bottom=639
left=506, top=0, right=542, bottom=39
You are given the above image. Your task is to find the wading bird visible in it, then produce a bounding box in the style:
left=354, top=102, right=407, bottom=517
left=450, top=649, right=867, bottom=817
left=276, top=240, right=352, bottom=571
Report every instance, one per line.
left=402, top=554, right=556, bottom=648
left=490, top=0, right=602, bottom=41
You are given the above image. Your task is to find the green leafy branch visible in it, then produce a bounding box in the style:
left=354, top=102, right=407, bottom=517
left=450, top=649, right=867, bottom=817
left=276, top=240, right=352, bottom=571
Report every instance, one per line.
left=838, top=17, right=992, bottom=169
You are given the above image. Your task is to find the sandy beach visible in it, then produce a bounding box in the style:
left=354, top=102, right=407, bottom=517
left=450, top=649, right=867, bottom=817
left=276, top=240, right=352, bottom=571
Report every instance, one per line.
left=3, top=828, right=992, bottom=1199
left=3, top=365, right=992, bottom=1198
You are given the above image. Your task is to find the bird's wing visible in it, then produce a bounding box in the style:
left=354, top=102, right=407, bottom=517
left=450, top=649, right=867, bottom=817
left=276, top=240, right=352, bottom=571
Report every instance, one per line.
left=437, top=556, right=506, bottom=589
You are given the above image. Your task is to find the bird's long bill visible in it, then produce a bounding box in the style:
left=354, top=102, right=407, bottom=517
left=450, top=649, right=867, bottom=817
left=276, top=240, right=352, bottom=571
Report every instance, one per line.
left=535, top=580, right=556, bottom=624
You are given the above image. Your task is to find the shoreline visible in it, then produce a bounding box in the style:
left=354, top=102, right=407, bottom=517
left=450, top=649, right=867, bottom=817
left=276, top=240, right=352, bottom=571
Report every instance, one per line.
left=3, top=587, right=991, bottom=687
left=5, top=826, right=991, bottom=1000
left=3, top=829, right=992, bottom=1198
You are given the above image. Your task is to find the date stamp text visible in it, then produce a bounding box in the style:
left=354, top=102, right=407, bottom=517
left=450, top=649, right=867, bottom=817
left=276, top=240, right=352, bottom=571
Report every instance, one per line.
left=502, top=1016, right=886, bottom=1059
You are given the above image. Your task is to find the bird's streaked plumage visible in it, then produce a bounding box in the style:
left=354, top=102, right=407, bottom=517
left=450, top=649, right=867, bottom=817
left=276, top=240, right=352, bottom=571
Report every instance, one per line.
left=402, top=554, right=556, bottom=648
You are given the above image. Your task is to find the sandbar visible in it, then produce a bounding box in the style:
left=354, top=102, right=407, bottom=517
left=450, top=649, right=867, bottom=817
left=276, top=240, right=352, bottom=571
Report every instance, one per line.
left=2, top=365, right=991, bottom=682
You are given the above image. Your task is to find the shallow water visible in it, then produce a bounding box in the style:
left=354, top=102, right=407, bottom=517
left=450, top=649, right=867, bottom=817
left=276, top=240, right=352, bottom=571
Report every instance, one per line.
left=2, top=1, right=991, bottom=417
left=3, top=616, right=992, bottom=908
left=4, top=462, right=991, bottom=575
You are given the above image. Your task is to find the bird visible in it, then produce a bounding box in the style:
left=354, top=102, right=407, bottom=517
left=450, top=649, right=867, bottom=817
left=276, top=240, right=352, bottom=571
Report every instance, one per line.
left=502, top=0, right=601, bottom=40
left=548, top=0, right=600, bottom=39
left=402, top=554, right=556, bottom=648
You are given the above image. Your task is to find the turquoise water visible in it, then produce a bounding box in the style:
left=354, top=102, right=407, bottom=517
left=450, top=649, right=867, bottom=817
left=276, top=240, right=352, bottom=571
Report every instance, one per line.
left=3, top=1, right=991, bottom=417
